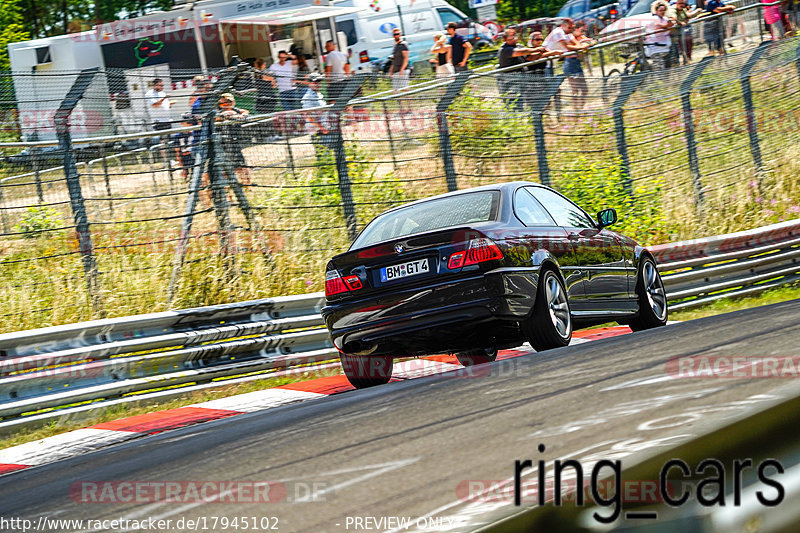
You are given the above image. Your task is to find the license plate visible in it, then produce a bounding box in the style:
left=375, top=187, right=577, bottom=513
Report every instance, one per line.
left=380, top=258, right=430, bottom=282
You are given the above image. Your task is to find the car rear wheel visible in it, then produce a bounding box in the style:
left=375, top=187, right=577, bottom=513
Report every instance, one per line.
left=340, top=353, right=394, bottom=389
left=523, top=269, right=572, bottom=351
left=629, top=257, right=668, bottom=331
left=455, top=348, right=498, bottom=367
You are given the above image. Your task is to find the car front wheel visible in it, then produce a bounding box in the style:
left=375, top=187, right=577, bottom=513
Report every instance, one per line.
left=629, top=257, right=668, bottom=331
left=522, top=269, right=572, bottom=351
left=340, top=353, right=394, bottom=389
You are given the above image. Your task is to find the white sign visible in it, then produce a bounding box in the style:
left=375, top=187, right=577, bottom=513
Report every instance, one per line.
left=475, top=5, right=497, bottom=20
left=469, top=0, right=498, bottom=9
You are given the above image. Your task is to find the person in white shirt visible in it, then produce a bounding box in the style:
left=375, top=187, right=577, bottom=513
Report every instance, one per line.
left=646, top=1, right=676, bottom=70
left=268, top=51, right=298, bottom=110
left=145, top=78, right=172, bottom=131
left=324, top=40, right=350, bottom=101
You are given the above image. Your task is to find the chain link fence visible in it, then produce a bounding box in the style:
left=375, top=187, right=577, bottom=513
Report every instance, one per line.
left=0, top=27, right=798, bottom=332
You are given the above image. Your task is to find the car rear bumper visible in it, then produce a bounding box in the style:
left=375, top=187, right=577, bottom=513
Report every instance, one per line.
left=321, top=269, right=541, bottom=357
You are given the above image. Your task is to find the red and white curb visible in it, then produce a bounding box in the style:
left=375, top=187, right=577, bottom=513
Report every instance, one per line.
left=0, top=326, right=634, bottom=476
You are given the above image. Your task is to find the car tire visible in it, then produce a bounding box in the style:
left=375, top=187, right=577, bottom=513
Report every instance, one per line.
left=455, top=347, right=498, bottom=367
left=629, top=257, right=668, bottom=331
left=522, top=268, right=572, bottom=351
left=340, top=353, right=394, bottom=389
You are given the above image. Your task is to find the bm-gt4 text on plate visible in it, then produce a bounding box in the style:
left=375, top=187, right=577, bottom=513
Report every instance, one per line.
left=322, top=182, right=668, bottom=388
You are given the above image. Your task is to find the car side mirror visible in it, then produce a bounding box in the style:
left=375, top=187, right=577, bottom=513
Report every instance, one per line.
left=597, top=208, right=617, bottom=228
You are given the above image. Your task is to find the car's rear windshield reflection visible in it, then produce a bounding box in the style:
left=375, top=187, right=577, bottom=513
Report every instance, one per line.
left=353, top=191, right=500, bottom=249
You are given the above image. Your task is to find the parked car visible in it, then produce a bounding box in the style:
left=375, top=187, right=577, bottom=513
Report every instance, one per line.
left=557, top=0, right=624, bottom=35
left=322, top=182, right=669, bottom=388
left=599, top=0, right=664, bottom=40
left=334, top=0, right=494, bottom=71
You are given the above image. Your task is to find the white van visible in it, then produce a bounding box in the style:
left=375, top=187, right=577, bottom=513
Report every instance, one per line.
left=333, top=0, right=493, bottom=72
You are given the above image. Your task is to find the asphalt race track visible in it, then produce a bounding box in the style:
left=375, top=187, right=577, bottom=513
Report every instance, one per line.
left=1, top=300, right=799, bottom=532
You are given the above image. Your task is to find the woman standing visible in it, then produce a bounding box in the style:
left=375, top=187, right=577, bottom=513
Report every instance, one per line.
left=645, top=1, right=675, bottom=70
left=430, top=34, right=454, bottom=78
left=674, top=0, right=701, bottom=63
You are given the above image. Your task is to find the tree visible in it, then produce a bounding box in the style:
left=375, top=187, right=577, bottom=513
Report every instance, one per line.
left=0, top=0, right=30, bottom=70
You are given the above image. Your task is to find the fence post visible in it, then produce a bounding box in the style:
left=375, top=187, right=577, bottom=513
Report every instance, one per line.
left=209, top=131, right=237, bottom=280
left=436, top=70, right=471, bottom=192
left=31, top=147, right=44, bottom=203
left=382, top=101, right=399, bottom=173
left=611, top=72, right=647, bottom=192
left=530, top=75, right=566, bottom=187
left=681, top=57, right=713, bottom=206
left=54, top=68, right=104, bottom=317
left=739, top=41, right=772, bottom=178
left=167, top=60, right=247, bottom=304
left=796, top=39, right=800, bottom=80
left=329, top=74, right=367, bottom=241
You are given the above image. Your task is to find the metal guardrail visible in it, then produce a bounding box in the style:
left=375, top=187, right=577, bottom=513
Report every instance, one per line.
left=0, top=219, right=797, bottom=421
left=652, top=218, right=800, bottom=311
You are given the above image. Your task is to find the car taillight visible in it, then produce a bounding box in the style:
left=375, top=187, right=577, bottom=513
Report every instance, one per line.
left=325, top=270, right=349, bottom=297
left=447, top=238, right=503, bottom=269
left=610, top=8, right=618, bottom=17
left=359, top=50, right=370, bottom=63
left=464, top=238, right=503, bottom=265
left=343, top=275, right=363, bottom=291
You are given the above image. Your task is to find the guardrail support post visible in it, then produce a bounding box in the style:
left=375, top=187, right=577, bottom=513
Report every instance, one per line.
left=330, top=74, right=367, bottom=241
left=739, top=41, right=771, bottom=179
left=611, top=72, right=647, bottom=193
left=54, top=68, right=104, bottom=317
left=681, top=57, right=712, bottom=207
left=530, top=75, right=565, bottom=187
left=436, top=70, right=471, bottom=192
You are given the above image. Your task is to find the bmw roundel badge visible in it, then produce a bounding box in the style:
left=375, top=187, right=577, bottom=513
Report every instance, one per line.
left=395, top=243, right=404, bottom=254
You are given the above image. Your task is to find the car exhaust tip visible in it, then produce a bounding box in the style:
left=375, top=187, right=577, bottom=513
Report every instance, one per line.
left=342, top=341, right=378, bottom=356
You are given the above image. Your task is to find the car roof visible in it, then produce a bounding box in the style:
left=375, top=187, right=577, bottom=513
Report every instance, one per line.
left=376, top=181, right=542, bottom=215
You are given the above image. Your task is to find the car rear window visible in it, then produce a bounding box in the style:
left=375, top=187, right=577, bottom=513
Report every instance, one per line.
left=352, top=191, right=500, bottom=248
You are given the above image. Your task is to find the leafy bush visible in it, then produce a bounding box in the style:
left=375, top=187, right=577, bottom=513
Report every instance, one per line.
left=13, top=206, right=63, bottom=238
left=552, top=159, right=677, bottom=245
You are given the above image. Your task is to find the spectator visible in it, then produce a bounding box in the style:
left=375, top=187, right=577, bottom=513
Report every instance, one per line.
left=216, top=93, right=251, bottom=186
left=544, top=19, right=591, bottom=108
left=188, top=75, right=206, bottom=108
left=324, top=40, right=350, bottom=101
left=497, top=28, right=538, bottom=111
left=145, top=78, right=172, bottom=131
left=172, top=113, right=197, bottom=183
left=190, top=80, right=213, bottom=115
left=268, top=50, right=298, bottom=110
left=446, top=22, right=472, bottom=72
left=430, top=34, right=454, bottom=78
left=645, top=1, right=675, bottom=70
left=252, top=59, right=278, bottom=114
left=674, top=0, right=701, bottom=63
left=390, top=29, right=410, bottom=92
left=703, top=0, right=735, bottom=56
left=293, top=55, right=313, bottom=108
left=302, top=73, right=337, bottom=159
left=523, top=32, right=562, bottom=111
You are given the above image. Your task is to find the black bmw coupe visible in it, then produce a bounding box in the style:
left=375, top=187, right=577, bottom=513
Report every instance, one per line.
left=322, top=182, right=668, bottom=388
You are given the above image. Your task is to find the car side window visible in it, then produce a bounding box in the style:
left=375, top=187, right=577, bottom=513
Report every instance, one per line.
left=514, top=188, right=556, bottom=226
left=437, top=9, right=464, bottom=27
left=526, top=187, right=596, bottom=228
